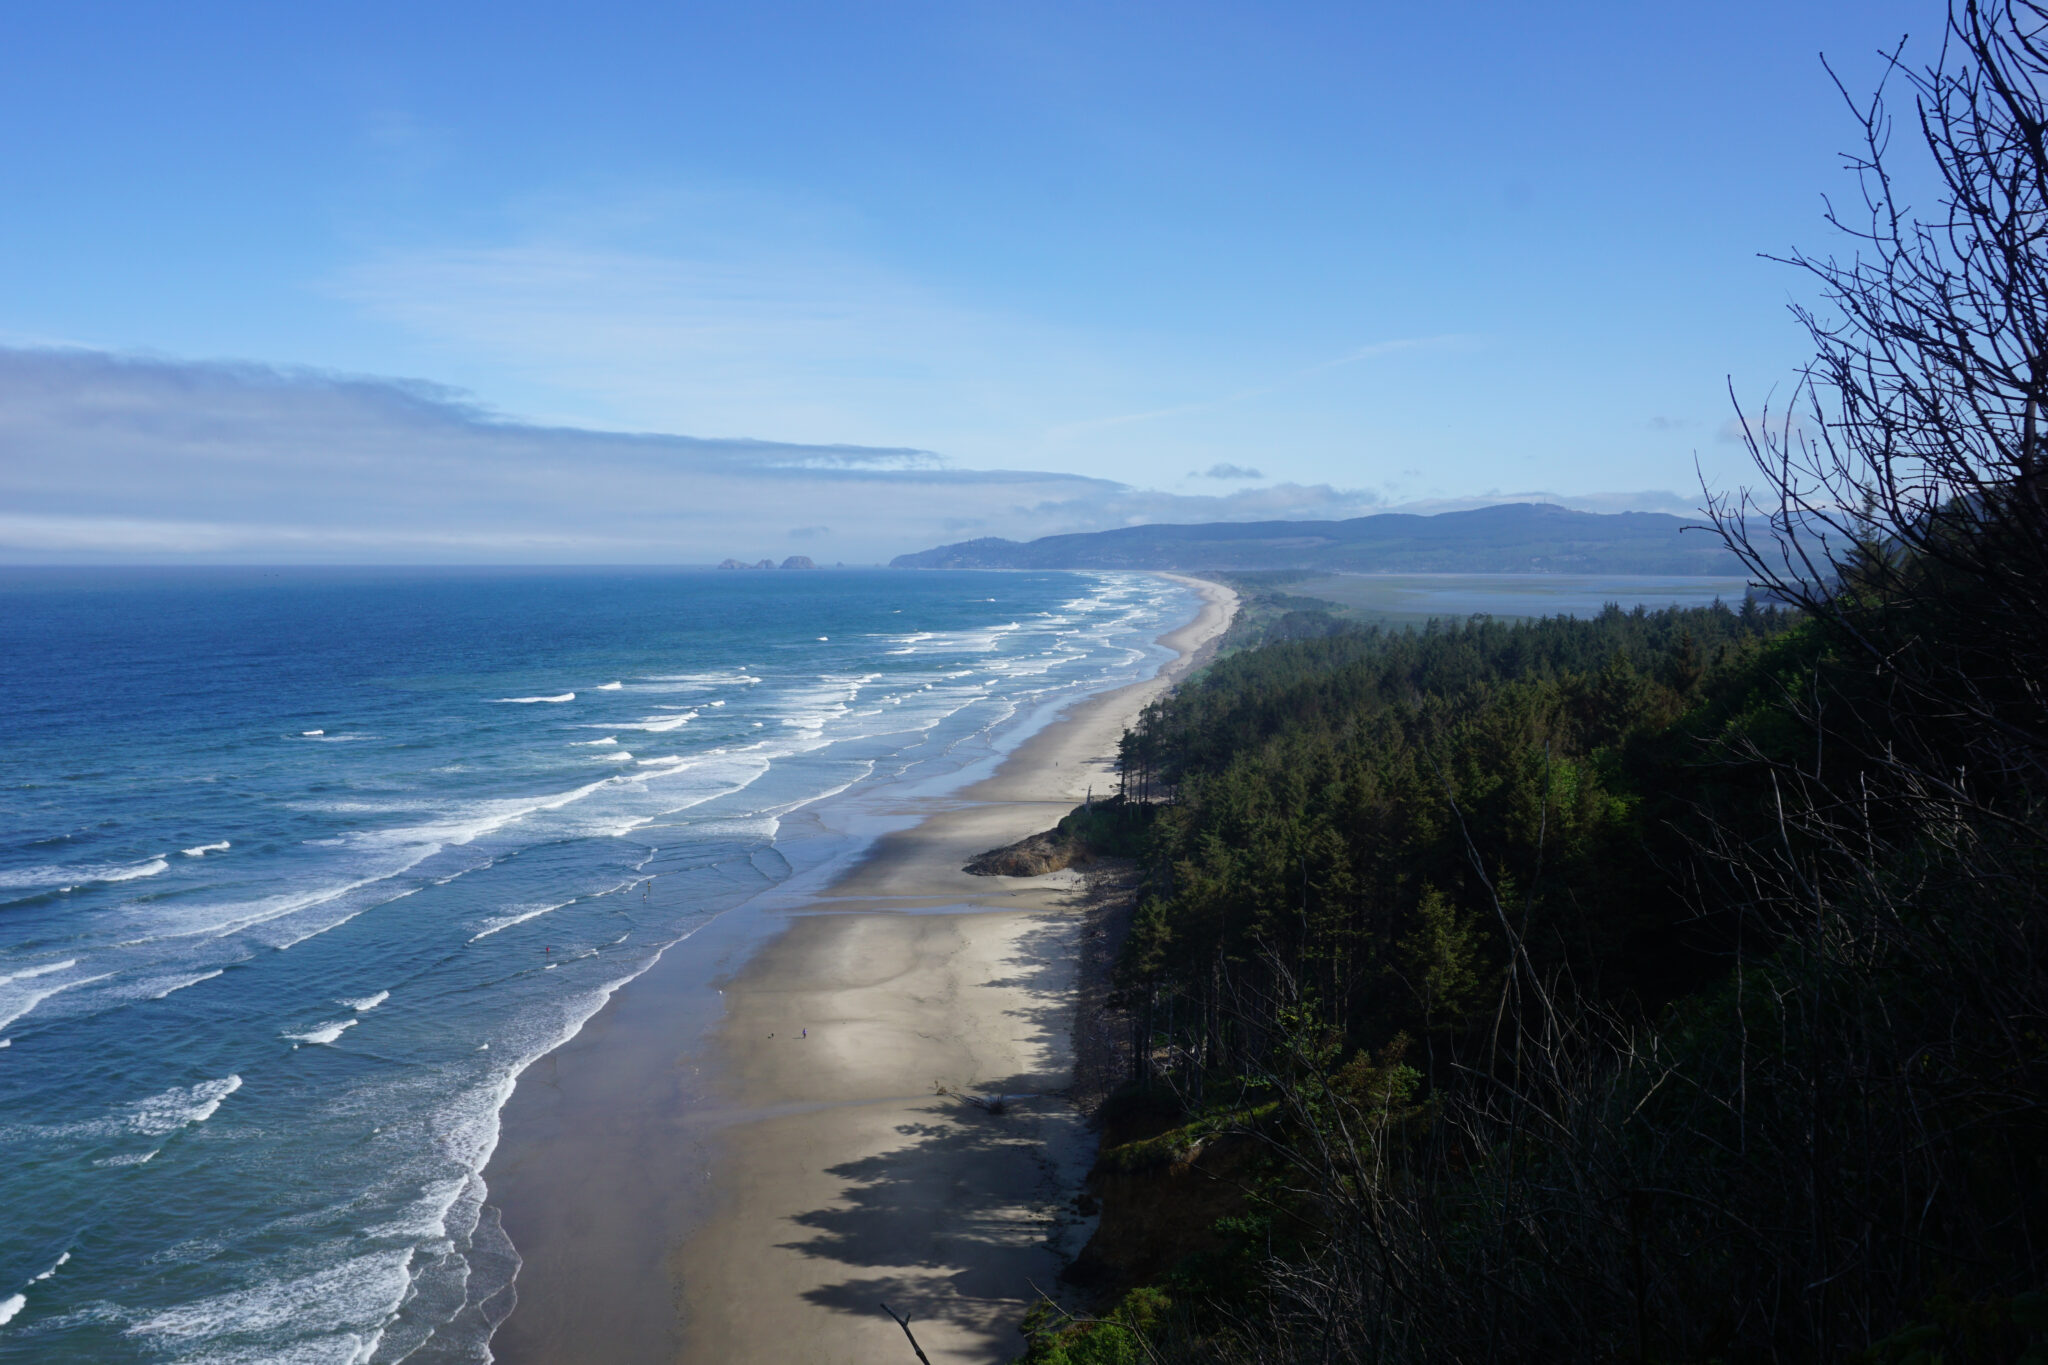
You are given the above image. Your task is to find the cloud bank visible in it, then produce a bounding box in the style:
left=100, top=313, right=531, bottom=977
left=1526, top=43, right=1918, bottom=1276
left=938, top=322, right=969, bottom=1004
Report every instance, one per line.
left=0, top=348, right=1408, bottom=563
left=0, top=348, right=1705, bottom=563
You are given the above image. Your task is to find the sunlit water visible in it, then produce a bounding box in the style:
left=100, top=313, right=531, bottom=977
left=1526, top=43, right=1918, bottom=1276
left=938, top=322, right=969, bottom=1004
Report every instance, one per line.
left=0, top=567, right=1192, bottom=1363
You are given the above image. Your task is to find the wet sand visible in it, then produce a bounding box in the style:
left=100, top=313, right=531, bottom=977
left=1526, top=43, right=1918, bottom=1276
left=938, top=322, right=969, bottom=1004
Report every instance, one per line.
left=486, top=574, right=1236, bottom=1364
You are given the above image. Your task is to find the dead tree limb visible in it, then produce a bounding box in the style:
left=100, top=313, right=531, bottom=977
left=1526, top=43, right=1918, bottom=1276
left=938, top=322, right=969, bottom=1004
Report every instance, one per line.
left=879, top=1301, right=933, bottom=1365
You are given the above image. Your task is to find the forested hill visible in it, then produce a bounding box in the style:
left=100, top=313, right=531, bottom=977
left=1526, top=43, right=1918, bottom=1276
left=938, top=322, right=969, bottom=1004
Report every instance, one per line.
left=1024, top=592, right=2047, bottom=1363
left=890, top=502, right=1740, bottom=574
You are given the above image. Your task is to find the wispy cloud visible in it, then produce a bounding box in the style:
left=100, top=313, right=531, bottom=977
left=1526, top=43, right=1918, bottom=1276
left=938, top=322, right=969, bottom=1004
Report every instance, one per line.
left=332, top=240, right=1129, bottom=453
left=0, top=347, right=1391, bottom=563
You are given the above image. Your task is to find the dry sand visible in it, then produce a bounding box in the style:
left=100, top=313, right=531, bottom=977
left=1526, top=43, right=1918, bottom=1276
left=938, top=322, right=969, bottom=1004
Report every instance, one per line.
left=487, top=574, right=1236, bottom=1365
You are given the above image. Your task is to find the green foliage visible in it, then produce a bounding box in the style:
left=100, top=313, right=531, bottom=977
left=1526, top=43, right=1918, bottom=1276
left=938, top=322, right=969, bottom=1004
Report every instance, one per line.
left=1020, top=1287, right=1176, bottom=1365
left=1056, top=796, right=1155, bottom=859
left=1396, top=887, right=1482, bottom=1028
left=1110, top=601, right=1794, bottom=1066
left=1073, top=588, right=2048, bottom=1361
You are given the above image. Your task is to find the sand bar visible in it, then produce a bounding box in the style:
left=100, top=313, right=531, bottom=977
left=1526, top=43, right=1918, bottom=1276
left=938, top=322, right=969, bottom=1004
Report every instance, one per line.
left=486, top=574, right=1236, bottom=1364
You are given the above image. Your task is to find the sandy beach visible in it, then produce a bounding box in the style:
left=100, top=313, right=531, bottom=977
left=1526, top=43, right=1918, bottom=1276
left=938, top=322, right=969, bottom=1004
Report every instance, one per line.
left=486, top=573, right=1236, bottom=1365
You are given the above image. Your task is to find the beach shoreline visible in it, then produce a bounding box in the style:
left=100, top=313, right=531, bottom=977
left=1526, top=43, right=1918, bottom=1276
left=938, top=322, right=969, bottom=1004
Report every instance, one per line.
left=485, top=573, right=1236, bottom=1364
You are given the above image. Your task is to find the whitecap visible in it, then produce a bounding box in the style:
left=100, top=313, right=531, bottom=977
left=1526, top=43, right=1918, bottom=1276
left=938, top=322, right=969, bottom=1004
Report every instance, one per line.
left=284, top=1019, right=358, bottom=1046
left=596, top=680, right=622, bottom=690
left=0, top=966, right=112, bottom=1033
left=301, top=729, right=324, bottom=736
left=95, top=1149, right=158, bottom=1167
left=492, top=693, right=575, bottom=704
left=0, top=1294, right=22, bottom=1326
left=144, top=969, right=224, bottom=1000
left=181, top=841, right=231, bottom=858
left=0, top=959, right=76, bottom=986
left=613, top=712, right=695, bottom=732
left=470, top=900, right=575, bottom=941
left=31, top=1252, right=69, bottom=1281
left=141, top=776, right=617, bottom=946
left=0, top=855, right=168, bottom=892
left=571, top=736, right=618, bottom=746
left=338, top=990, right=389, bottom=1012
left=124, top=1250, right=410, bottom=1346
left=126, top=1076, right=242, bottom=1135
left=106, top=858, right=168, bottom=882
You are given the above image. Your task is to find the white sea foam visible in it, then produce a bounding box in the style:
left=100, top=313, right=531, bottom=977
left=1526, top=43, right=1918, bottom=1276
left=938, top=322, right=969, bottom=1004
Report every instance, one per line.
left=302, top=729, right=324, bottom=736
left=595, top=750, right=633, bottom=762
left=182, top=841, right=231, bottom=857
left=95, top=1149, right=158, bottom=1167
left=31, top=1252, right=69, bottom=1281
left=127, top=1076, right=242, bottom=1136
left=0, top=959, right=76, bottom=986
left=285, top=1019, right=358, bottom=1046
left=339, top=991, right=389, bottom=1012
left=492, top=693, right=575, bottom=704
left=0, top=967, right=111, bottom=1033
left=613, top=711, right=695, bottom=732
left=571, top=735, right=618, bottom=746
left=108, top=857, right=169, bottom=882
left=469, top=899, right=575, bottom=940
left=596, top=680, right=623, bottom=690
left=125, top=1250, right=411, bottom=1347
left=0, top=855, right=168, bottom=892
left=140, top=776, right=618, bottom=948
left=0, top=1294, right=22, bottom=1326
left=144, top=969, right=225, bottom=1000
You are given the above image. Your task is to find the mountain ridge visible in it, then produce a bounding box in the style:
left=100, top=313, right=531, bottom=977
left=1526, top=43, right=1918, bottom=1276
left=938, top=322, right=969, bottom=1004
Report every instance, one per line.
left=890, top=502, right=1740, bottom=575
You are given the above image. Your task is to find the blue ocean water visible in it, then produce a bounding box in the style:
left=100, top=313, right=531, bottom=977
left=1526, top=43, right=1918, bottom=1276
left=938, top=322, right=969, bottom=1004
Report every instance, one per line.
left=0, top=567, right=1191, bottom=1363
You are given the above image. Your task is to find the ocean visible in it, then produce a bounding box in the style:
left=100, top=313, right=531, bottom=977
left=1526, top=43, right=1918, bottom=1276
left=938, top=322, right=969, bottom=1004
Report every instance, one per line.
left=0, top=567, right=1195, bottom=1363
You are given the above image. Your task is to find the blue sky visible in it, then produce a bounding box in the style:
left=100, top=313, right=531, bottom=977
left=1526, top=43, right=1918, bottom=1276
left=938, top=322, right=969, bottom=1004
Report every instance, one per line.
left=0, top=1, right=1941, bottom=560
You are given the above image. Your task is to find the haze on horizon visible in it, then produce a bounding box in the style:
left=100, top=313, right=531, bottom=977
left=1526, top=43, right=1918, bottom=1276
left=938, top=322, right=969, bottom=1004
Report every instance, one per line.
left=0, top=1, right=1933, bottom=564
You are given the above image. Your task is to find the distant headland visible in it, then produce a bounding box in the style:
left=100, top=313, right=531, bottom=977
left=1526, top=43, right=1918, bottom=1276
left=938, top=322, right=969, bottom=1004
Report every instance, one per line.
left=890, top=502, right=1739, bottom=575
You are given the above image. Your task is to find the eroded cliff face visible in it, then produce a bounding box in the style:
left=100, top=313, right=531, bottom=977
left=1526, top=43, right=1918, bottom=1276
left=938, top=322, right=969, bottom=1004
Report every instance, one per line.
left=963, top=828, right=1089, bottom=877
left=1065, top=1131, right=1257, bottom=1294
